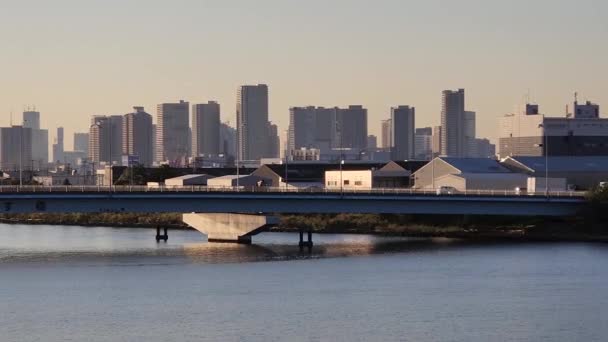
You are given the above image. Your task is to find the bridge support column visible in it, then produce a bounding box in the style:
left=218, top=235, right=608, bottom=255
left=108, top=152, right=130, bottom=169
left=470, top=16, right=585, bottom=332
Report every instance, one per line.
left=299, top=230, right=313, bottom=248
left=182, top=213, right=278, bottom=244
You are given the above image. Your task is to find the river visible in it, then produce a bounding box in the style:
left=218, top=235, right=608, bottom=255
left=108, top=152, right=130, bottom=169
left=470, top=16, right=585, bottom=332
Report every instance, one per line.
left=1, top=223, right=607, bottom=341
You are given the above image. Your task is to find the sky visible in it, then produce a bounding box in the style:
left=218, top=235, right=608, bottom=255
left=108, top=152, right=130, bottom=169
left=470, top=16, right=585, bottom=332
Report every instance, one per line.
left=0, top=0, right=607, bottom=148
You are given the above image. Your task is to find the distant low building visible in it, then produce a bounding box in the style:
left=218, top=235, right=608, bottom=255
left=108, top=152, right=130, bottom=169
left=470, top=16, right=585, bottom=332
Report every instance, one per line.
left=164, top=174, right=214, bottom=187
left=501, top=156, right=608, bottom=190
left=412, top=157, right=525, bottom=191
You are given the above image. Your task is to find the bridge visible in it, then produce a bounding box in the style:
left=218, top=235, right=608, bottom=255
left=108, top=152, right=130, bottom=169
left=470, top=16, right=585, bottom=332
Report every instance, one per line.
left=0, top=186, right=587, bottom=243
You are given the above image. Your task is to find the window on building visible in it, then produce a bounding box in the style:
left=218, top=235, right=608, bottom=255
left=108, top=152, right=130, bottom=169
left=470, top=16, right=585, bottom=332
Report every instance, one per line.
left=355, top=181, right=363, bottom=186
left=344, top=180, right=350, bottom=185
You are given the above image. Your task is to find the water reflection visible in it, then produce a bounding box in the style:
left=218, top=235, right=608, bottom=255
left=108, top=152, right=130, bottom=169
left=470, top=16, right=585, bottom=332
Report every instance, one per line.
left=0, top=223, right=477, bottom=265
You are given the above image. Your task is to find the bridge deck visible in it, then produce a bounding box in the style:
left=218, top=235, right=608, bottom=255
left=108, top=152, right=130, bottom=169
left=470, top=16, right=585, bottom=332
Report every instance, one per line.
left=0, top=186, right=586, bottom=216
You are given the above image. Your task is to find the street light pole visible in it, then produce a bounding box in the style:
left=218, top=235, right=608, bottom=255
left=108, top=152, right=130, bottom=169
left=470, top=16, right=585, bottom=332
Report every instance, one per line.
left=19, top=125, right=23, bottom=187
left=537, top=122, right=549, bottom=197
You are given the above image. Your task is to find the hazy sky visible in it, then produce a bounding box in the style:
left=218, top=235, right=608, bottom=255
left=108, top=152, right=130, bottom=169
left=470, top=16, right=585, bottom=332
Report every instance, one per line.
left=1, top=0, right=607, bottom=148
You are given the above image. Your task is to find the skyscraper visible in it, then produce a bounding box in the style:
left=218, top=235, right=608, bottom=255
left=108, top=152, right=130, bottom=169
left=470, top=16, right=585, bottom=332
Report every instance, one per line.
left=23, top=111, right=40, bottom=130
left=23, top=110, right=48, bottom=167
left=73, top=133, right=89, bottom=153
left=432, top=126, right=442, bottom=158
left=0, top=126, right=32, bottom=171
left=381, top=119, right=392, bottom=149
left=220, top=122, right=236, bottom=158
left=123, top=107, right=153, bottom=166
left=391, top=106, right=415, bottom=160
left=52, top=127, right=64, bottom=163
left=192, top=101, right=221, bottom=156
left=288, top=106, right=336, bottom=153
left=89, top=115, right=123, bottom=165
left=415, top=127, right=433, bottom=160
left=367, top=135, right=378, bottom=150
left=441, top=89, right=466, bottom=157
left=267, top=122, right=280, bottom=158
left=236, top=84, right=270, bottom=161
left=156, top=100, right=189, bottom=166
left=464, top=111, right=476, bottom=157
left=336, top=105, right=367, bottom=150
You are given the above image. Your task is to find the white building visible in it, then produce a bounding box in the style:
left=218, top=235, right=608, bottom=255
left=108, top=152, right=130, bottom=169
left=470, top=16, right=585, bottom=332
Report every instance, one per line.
left=207, top=174, right=268, bottom=188
left=165, top=174, right=214, bottom=187
left=499, top=102, right=608, bottom=158
left=412, top=157, right=526, bottom=191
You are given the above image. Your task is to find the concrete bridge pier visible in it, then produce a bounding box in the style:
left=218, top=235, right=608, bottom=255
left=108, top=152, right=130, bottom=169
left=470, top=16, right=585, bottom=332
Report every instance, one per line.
left=182, top=213, right=279, bottom=244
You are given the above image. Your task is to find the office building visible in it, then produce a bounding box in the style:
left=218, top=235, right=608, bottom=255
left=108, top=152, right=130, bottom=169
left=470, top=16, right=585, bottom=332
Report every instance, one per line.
left=0, top=126, right=32, bottom=171
left=123, top=107, right=153, bottom=166
left=391, top=106, right=415, bottom=160
left=288, top=106, right=336, bottom=153
left=464, top=111, right=476, bottom=157
left=52, top=127, right=64, bottom=163
left=574, top=100, right=599, bottom=119
left=268, top=122, right=280, bottom=158
left=415, top=127, right=433, bottom=160
left=381, top=119, right=392, bottom=149
left=441, top=89, right=466, bottom=157
left=432, top=126, right=442, bottom=157
left=237, top=84, right=272, bottom=161
left=74, top=133, right=89, bottom=153
left=156, top=100, right=189, bottom=166
left=220, top=122, right=236, bottom=158
left=23, top=111, right=48, bottom=167
left=89, top=115, right=123, bottom=165
left=336, top=105, right=367, bottom=150
left=367, top=135, right=378, bottom=150
left=23, top=111, right=40, bottom=130
left=192, top=101, right=221, bottom=156
left=499, top=101, right=608, bottom=157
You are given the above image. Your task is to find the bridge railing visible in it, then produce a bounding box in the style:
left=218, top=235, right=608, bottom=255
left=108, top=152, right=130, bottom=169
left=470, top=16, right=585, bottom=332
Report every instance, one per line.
left=0, top=185, right=588, bottom=198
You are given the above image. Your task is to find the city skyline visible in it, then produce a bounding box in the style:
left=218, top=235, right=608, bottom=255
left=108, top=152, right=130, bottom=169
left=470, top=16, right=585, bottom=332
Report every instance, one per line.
left=1, top=1, right=606, bottom=148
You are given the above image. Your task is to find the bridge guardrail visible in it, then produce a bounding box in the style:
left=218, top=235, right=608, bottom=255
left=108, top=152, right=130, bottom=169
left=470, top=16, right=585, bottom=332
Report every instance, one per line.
left=0, top=185, right=588, bottom=198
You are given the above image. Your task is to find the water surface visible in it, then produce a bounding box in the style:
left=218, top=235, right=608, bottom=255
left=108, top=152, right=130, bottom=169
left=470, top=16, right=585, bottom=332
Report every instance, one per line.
left=1, top=224, right=607, bottom=341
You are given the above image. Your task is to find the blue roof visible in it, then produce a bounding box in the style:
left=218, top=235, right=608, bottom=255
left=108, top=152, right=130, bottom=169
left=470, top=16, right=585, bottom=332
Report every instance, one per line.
left=506, top=156, right=608, bottom=173
left=440, top=157, right=511, bottom=173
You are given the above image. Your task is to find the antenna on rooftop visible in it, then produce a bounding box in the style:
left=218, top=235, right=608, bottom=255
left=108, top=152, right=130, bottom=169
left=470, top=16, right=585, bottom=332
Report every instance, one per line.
left=574, top=91, right=578, bottom=103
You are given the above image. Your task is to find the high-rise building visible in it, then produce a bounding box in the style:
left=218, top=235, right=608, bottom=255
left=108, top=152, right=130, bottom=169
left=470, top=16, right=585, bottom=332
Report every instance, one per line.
left=23, top=111, right=48, bottom=167
left=123, top=107, right=153, bottom=166
left=288, top=106, right=336, bottom=153
left=156, top=100, right=189, bottom=166
left=441, top=88, right=466, bottom=157
left=381, top=119, right=392, bottom=149
left=267, top=122, right=280, bottom=158
left=192, top=101, right=221, bottom=156
left=52, top=127, right=64, bottom=163
left=367, top=135, right=378, bottom=150
left=236, top=84, right=270, bottom=161
left=391, top=106, right=415, bottom=160
left=152, top=124, right=157, bottom=162
left=89, top=115, right=123, bottom=165
left=0, top=126, right=32, bottom=171
left=74, top=133, right=89, bottom=153
left=464, top=111, right=476, bottom=157
left=220, top=122, right=236, bottom=158
left=23, top=111, right=40, bottom=130
left=415, top=127, right=433, bottom=160
left=336, top=105, right=367, bottom=150
left=432, top=126, right=442, bottom=158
